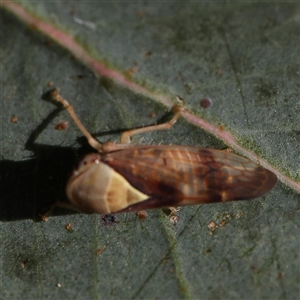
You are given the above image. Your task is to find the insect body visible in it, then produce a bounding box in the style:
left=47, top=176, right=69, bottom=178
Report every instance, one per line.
left=67, top=146, right=277, bottom=214
left=49, top=89, right=277, bottom=215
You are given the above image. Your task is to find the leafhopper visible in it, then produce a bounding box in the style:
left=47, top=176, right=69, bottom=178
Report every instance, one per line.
left=43, top=89, right=277, bottom=218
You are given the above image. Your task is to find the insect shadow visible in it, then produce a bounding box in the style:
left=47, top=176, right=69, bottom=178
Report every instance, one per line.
left=0, top=91, right=142, bottom=222
left=0, top=90, right=178, bottom=222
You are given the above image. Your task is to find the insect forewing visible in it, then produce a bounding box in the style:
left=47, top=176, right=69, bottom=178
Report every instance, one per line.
left=102, top=145, right=277, bottom=211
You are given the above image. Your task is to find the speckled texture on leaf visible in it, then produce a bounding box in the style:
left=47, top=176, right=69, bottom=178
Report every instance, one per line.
left=1, top=2, right=299, bottom=299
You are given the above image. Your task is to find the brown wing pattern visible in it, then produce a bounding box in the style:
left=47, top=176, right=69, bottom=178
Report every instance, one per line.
left=102, top=146, right=277, bottom=208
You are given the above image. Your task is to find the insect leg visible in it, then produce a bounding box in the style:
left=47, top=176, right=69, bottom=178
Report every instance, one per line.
left=120, top=104, right=183, bottom=144
left=50, top=88, right=104, bottom=153
left=40, top=201, right=81, bottom=221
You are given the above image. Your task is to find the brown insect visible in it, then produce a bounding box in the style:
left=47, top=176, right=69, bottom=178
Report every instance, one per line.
left=43, top=88, right=277, bottom=218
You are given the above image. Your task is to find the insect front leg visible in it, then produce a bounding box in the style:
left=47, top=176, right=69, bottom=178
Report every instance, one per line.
left=51, top=88, right=184, bottom=152
left=50, top=88, right=104, bottom=153
left=120, top=104, right=184, bottom=144
left=40, top=201, right=82, bottom=222
left=100, top=102, right=184, bottom=151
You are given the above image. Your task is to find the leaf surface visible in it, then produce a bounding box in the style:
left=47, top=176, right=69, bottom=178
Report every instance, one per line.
left=1, top=2, right=299, bottom=299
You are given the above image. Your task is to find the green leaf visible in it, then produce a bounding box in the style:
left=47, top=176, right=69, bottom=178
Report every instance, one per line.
left=1, top=2, right=299, bottom=299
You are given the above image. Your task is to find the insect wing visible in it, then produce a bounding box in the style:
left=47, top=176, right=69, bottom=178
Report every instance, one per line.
left=102, top=146, right=277, bottom=209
